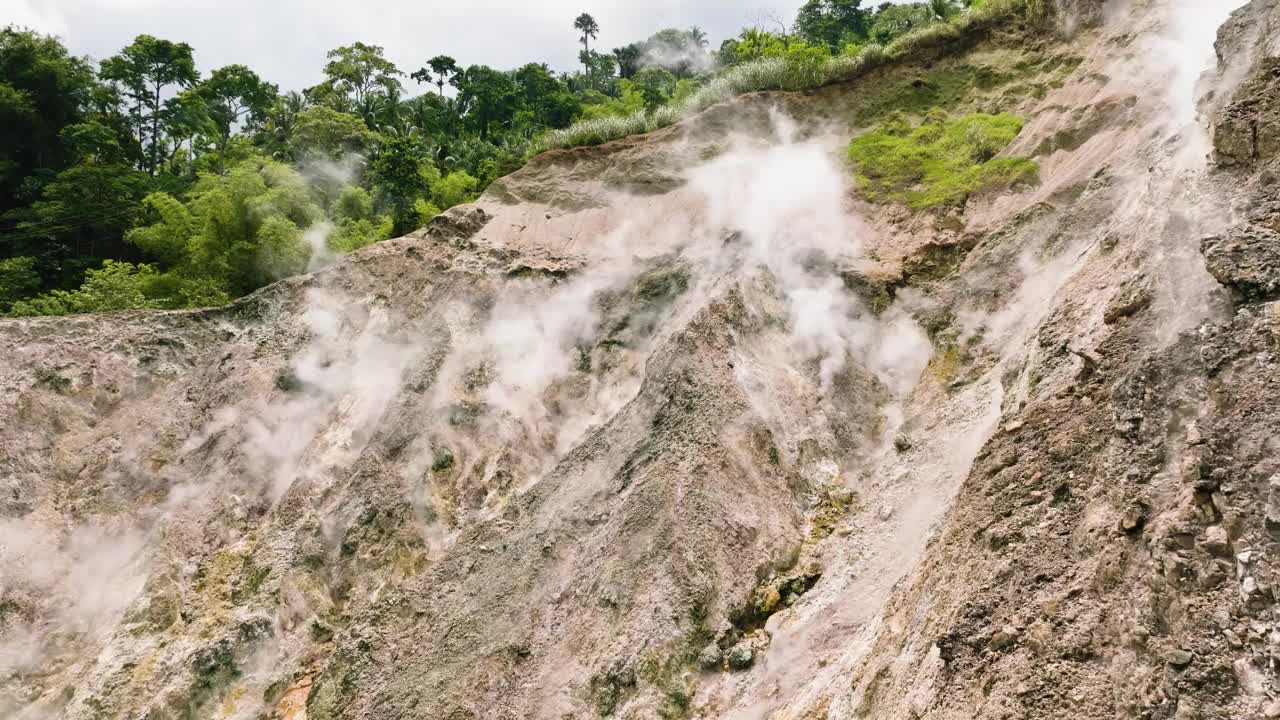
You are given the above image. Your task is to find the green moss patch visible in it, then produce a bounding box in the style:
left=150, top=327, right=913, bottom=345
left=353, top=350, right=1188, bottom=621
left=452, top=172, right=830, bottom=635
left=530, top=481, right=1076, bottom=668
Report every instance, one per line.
left=847, top=110, right=1038, bottom=208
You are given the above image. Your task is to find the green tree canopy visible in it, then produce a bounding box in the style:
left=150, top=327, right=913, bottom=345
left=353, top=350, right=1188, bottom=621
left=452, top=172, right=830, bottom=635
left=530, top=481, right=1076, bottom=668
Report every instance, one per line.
left=318, top=42, right=403, bottom=108
left=868, top=3, right=938, bottom=44
left=632, top=66, right=677, bottom=111
left=514, top=63, right=581, bottom=131
left=196, top=64, right=278, bottom=163
left=290, top=106, right=377, bottom=158
left=795, top=0, right=869, bottom=50
left=611, top=44, right=642, bottom=79
left=0, top=27, right=97, bottom=212
left=452, top=65, right=517, bottom=141
left=99, top=34, right=199, bottom=176
left=411, top=55, right=459, bottom=97
left=369, top=134, right=431, bottom=235
left=127, top=156, right=323, bottom=295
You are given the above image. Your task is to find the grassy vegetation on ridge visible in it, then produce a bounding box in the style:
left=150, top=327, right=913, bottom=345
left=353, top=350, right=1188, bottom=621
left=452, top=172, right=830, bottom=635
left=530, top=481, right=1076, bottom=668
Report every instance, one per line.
left=847, top=110, right=1037, bottom=208
left=534, top=0, right=1054, bottom=153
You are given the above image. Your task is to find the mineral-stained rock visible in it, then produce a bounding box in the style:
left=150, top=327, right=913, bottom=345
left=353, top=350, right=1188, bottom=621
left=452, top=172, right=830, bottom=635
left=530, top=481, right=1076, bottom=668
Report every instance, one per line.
left=1202, top=224, right=1280, bottom=301
left=726, top=643, right=755, bottom=671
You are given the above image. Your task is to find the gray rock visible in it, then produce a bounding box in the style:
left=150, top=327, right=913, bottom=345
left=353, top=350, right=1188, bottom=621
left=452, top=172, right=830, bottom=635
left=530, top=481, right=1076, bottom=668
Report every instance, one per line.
left=1267, top=475, right=1280, bottom=528
left=1204, top=525, right=1231, bottom=556
left=1202, top=225, right=1280, bottom=302
left=725, top=643, right=754, bottom=671
left=989, top=625, right=1019, bottom=650
left=1242, top=576, right=1259, bottom=598
left=697, top=643, right=723, bottom=670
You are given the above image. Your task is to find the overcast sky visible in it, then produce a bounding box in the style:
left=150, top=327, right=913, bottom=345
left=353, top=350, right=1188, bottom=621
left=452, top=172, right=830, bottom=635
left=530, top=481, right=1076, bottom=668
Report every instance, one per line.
left=5, top=0, right=814, bottom=93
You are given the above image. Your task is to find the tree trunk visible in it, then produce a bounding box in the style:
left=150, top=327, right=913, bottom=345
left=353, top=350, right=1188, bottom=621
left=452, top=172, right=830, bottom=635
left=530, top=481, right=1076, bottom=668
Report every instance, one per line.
left=151, top=82, right=162, bottom=176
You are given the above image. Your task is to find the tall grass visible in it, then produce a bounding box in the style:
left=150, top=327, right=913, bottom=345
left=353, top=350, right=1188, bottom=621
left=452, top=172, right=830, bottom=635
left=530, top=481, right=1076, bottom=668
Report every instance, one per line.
left=532, top=0, right=1041, bottom=154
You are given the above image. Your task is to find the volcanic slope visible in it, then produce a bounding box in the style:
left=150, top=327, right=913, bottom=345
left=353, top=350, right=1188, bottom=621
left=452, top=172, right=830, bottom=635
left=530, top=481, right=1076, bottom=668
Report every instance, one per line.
left=4, top=1, right=1280, bottom=719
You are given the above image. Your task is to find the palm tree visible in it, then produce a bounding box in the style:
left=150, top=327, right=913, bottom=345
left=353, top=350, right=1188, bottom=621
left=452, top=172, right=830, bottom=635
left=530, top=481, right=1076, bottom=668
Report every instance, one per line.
left=574, top=13, right=599, bottom=54
left=688, top=26, right=709, bottom=49
left=612, top=44, right=641, bottom=79
left=265, top=90, right=307, bottom=153
left=574, top=13, right=600, bottom=77
left=369, top=88, right=406, bottom=131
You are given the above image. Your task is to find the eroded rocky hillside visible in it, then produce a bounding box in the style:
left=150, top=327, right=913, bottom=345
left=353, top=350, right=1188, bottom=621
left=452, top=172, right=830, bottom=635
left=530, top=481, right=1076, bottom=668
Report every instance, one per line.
left=4, top=1, right=1280, bottom=719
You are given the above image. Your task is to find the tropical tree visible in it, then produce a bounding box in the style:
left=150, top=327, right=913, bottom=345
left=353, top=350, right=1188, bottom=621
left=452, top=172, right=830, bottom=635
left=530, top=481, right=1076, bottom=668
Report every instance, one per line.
left=867, top=2, right=937, bottom=44
left=368, top=87, right=410, bottom=134
left=161, top=89, right=216, bottom=165
left=574, top=13, right=600, bottom=73
left=612, top=44, right=642, bottom=79
left=632, top=67, right=677, bottom=111
left=127, top=157, right=322, bottom=296
left=289, top=106, right=377, bottom=158
left=0, top=27, right=98, bottom=214
left=405, top=93, right=458, bottom=139
left=98, top=34, right=199, bottom=175
left=262, top=90, right=307, bottom=157
left=452, top=65, right=517, bottom=141
left=431, top=170, right=478, bottom=210
left=198, top=65, right=275, bottom=135
left=318, top=42, right=403, bottom=108
left=0, top=256, right=39, bottom=310
left=513, top=63, right=580, bottom=132
left=642, top=28, right=710, bottom=76
left=411, top=55, right=459, bottom=96
left=929, top=0, right=963, bottom=20
left=196, top=64, right=278, bottom=168
left=795, top=0, right=870, bottom=50
left=14, top=161, right=148, bottom=274
left=369, top=134, right=431, bottom=235
left=574, top=50, right=617, bottom=92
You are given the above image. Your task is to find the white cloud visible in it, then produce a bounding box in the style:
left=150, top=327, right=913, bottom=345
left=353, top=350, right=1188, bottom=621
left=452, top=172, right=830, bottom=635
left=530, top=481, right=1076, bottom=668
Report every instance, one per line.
left=2, top=0, right=69, bottom=36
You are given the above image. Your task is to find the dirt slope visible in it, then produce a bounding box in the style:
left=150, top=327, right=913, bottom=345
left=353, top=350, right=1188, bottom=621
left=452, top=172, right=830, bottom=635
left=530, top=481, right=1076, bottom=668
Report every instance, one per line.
left=3, top=1, right=1279, bottom=719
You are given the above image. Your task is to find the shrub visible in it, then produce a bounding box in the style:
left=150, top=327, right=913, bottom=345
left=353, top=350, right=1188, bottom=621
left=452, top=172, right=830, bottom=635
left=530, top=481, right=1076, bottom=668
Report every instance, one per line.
left=334, top=185, right=374, bottom=222
left=9, top=260, right=158, bottom=316
left=0, top=256, right=41, bottom=310
left=431, top=171, right=479, bottom=210
left=329, top=216, right=394, bottom=252
left=415, top=198, right=442, bottom=226
left=847, top=110, right=1038, bottom=208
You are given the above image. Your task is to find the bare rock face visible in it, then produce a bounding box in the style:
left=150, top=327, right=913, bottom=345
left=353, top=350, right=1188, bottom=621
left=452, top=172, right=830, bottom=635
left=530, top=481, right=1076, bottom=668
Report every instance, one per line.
left=1213, top=0, right=1280, bottom=165
left=1203, top=222, right=1280, bottom=301
left=6, top=2, right=1280, bottom=720
left=1213, top=59, right=1280, bottom=165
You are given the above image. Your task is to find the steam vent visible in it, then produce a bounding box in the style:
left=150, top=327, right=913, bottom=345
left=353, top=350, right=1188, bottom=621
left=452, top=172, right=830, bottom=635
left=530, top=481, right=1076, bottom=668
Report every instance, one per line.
left=5, top=0, right=1280, bottom=718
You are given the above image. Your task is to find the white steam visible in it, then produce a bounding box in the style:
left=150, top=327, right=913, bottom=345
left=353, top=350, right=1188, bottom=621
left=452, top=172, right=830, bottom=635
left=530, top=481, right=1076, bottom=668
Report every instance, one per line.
left=687, top=116, right=930, bottom=402
left=642, top=42, right=716, bottom=76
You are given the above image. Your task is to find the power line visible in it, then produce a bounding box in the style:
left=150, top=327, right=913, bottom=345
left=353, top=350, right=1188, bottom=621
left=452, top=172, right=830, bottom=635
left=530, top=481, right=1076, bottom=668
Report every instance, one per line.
left=0, top=208, right=141, bottom=243
left=0, top=203, right=141, bottom=233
